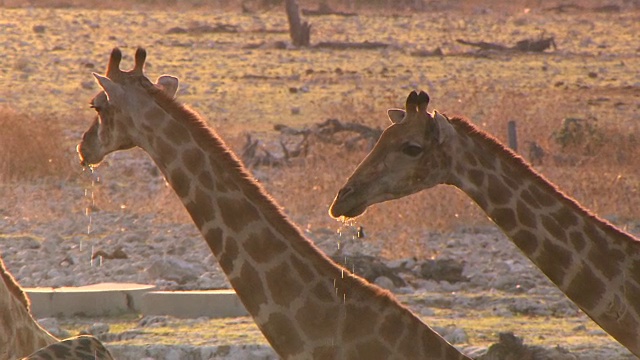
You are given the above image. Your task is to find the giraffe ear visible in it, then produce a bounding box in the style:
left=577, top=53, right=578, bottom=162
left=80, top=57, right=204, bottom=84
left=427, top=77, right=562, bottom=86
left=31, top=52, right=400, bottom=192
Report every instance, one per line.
left=156, top=75, right=179, bottom=99
left=93, top=73, right=124, bottom=104
left=387, top=109, right=406, bottom=124
left=433, top=111, right=455, bottom=144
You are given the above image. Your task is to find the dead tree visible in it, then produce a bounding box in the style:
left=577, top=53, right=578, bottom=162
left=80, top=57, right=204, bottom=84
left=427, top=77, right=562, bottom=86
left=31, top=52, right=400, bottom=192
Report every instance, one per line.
left=285, top=0, right=311, bottom=46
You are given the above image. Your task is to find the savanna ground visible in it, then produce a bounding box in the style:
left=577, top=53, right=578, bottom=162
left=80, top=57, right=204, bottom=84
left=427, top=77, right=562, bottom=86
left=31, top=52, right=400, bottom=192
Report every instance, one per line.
left=1, top=0, right=640, bottom=358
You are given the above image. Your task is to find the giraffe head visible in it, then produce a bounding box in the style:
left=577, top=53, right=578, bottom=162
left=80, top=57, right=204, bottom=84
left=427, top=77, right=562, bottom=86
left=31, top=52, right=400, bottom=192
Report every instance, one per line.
left=330, top=90, right=457, bottom=218
left=77, top=48, right=179, bottom=167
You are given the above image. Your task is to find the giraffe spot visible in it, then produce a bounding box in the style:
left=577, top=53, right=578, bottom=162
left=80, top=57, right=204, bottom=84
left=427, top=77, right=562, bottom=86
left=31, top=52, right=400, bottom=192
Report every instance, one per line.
left=468, top=189, right=488, bottom=210
left=528, top=184, right=556, bottom=207
left=588, top=238, right=623, bottom=281
left=490, top=208, right=517, bottom=232
left=487, top=174, right=511, bottom=205
left=520, top=189, right=541, bottom=210
left=312, top=346, right=337, bottom=359
left=379, top=312, right=405, bottom=347
left=144, top=106, right=166, bottom=122
left=262, top=313, right=304, bottom=355
left=624, top=281, right=640, bottom=322
left=218, top=197, right=261, bottom=233
left=295, top=297, right=339, bottom=340
left=51, top=340, right=74, bottom=357
left=399, top=316, right=430, bottom=358
left=630, top=259, right=640, bottom=277
left=155, top=136, right=178, bottom=165
left=266, top=261, right=304, bottom=307
left=290, top=254, right=316, bottom=283
left=232, top=262, right=267, bottom=316
left=169, top=169, right=191, bottom=199
left=218, top=237, right=238, bottom=274
left=586, top=226, right=626, bottom=279
left=311, top=282, right=335, bottom=302
left=501, top=174, right=520, bottom=191
left=541, top=215, right=567, bottom=242
left=477, top=153, right=496, bottom=170
left=568, top=231, right=586, bottom=253
left=512, top=229, right=539, bottom=256
left=204, top=227, right=223, bottom=255
left=211, top=165, right=240, bottom=193
left=467, top=169, right=485, bottom=188
left=198, top=172, right=214, bottom=191
left=182, top=147, right=205, bottom=176
left=464, top=151, right=478, bottom=167
left=551, top=206, right=579, bottom=227
left=353, top=339, right=392, bottom=359
left=184, top=187, right=216, bottom=229
left=537, top=240, right=573, bottom=285
left=516, top=200, right=536, bottom=228
left=566, top=264, right=606, bottom=310
left=343, top=304, right=378, bottom=343
left=164, top=121, right=191, bottom=145
left=244, top=228, right=288, bottom=264
left=502, top=161, right=525, bottom=183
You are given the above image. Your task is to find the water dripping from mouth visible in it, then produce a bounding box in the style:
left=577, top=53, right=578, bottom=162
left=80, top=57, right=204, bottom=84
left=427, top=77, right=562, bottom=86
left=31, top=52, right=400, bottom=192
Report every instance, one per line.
left=82, top=166, right=100, bottom=265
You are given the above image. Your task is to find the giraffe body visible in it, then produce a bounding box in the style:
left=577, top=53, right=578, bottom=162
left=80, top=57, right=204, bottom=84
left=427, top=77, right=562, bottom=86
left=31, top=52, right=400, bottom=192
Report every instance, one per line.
left=331, top=90, right=640, bottom=357
left=77, top=48, right=470, bottom=360
left=1, top=257, right=112, bottom=359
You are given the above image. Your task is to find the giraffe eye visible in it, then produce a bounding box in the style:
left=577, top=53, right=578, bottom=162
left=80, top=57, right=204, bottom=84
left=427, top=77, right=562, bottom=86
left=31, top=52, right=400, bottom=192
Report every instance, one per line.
left=401, top=142, right=423, bottom=157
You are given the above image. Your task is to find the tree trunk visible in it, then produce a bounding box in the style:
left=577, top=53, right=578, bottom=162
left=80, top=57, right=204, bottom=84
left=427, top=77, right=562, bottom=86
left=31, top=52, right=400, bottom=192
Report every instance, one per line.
left=285, top=0, right=311, bottom=46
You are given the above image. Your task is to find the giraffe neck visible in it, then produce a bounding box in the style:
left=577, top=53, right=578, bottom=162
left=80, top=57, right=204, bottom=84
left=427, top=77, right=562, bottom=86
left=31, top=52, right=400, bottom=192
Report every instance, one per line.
left=135, top=93, right=469, bottom=359
left=445, top=117, right=640, bottom=356
left=1, top=258, right=57, bottom=359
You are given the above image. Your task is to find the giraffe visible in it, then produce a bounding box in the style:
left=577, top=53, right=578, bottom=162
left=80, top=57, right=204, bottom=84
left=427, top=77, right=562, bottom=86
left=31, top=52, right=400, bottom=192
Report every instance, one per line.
left=330, top=90, right=640, bottom=357
left=1, top=256, right=113, bottom=360
left=76, top=47, right=471, bottom=360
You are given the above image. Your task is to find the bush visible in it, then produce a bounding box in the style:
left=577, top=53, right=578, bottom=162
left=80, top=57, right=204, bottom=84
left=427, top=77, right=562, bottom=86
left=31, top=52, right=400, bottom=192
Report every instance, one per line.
left=0, top=106, right=73, bottom=182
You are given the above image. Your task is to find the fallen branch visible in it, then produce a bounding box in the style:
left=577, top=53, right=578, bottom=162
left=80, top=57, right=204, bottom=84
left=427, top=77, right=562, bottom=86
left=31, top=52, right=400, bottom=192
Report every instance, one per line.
left=314, top=41, right=389, bottom=50
left=242, top=119, right=382, bottom=168
left=456, top=36, right=556, bottom=53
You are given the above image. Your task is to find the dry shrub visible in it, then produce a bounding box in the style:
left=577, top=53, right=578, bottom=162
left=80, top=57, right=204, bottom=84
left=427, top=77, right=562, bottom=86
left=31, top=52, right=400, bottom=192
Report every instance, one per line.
left=0, top=106, right=74, bottom=182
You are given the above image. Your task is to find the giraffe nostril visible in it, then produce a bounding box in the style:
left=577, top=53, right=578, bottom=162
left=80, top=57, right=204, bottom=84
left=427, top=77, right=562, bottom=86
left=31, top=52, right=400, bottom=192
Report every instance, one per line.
left=338, top=186, right=354, bottom=199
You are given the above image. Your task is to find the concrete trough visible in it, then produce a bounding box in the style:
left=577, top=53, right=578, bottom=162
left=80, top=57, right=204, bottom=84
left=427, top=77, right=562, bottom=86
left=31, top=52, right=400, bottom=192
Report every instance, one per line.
left=25, top=283, right=155, bottom=318
left=141, top=289, right=247, bottom=319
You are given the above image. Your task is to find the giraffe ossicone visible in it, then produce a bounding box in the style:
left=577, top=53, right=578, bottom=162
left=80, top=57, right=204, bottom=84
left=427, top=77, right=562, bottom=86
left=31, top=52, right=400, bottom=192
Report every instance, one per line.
left=331, top=90, right=640, bottom=357
left=77, top=48, right=471, bottom=360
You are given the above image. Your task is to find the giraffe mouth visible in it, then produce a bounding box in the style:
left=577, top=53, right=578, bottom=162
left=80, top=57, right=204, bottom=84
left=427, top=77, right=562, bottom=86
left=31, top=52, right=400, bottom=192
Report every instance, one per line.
left=331, top=205, right=367, bottom=219
left=329, top=195, right=368, bottom=219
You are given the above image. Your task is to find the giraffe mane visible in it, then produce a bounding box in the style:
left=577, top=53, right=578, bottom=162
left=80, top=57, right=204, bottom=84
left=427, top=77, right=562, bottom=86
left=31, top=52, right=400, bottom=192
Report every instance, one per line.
left=0, top=256, right=31, bottom=311
left=448, top=115, right=637, bottom=244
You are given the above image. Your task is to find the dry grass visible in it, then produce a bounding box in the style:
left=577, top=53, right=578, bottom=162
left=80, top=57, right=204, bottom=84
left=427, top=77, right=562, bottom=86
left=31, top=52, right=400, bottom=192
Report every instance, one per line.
left=0, top=106, right=76, bottom=183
